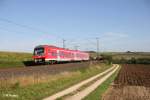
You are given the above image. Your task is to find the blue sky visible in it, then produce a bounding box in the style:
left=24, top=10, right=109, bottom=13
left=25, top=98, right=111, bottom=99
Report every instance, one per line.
left=0, top=0, right=150, bottom=52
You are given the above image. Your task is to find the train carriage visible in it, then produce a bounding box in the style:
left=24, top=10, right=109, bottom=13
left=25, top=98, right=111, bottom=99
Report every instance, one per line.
left=33, top=45, right=89, bottom=64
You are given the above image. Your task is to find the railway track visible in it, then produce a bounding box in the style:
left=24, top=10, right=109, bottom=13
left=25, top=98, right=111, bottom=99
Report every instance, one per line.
left=0, top=61, right=98, bottom=79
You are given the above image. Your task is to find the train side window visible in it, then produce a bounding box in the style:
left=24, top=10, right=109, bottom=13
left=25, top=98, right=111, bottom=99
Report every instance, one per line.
left=52, top=52, right=57, bottom=56
left=60, top=51, right=64, bottom=57
left=59, top=52, right=61, bottom=56
left=52, top=52, right=54, bottom=56
left=54, top=53, right=57, bottom=56
left=65, top=52, right=67, bottom=57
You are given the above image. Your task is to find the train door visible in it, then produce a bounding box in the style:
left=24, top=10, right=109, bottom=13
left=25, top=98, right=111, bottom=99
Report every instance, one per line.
left=57, top=50, right=60, bottom=61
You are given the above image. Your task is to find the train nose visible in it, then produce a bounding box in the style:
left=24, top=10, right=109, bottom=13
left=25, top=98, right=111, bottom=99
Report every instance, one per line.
left=34, top=58, right=45, bottom=63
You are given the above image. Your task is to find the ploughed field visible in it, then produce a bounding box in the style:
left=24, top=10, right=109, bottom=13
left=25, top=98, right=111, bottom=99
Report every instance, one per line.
left=114, top=64, right=150, bottom=87
left=103, top=64, right=150, bottom=100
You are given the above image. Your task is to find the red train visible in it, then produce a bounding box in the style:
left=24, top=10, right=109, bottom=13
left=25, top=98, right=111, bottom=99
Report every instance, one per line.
left=33, top=45, right=89, bottom=64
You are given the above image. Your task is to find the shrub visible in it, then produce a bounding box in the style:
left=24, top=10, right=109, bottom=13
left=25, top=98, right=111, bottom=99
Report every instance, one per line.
left=101, top=54, right=112, bottom=65
left=112, top=57, right=150, bottom=64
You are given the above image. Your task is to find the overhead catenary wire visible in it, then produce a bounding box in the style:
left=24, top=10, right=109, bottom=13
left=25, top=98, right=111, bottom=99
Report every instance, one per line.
left=0, top=18, right=62, bottom=39
left=0, top=26, right=27, bottom=34
left=0, top=18, right=101, bottom=51
left=0, top=18, right=47, bottom=33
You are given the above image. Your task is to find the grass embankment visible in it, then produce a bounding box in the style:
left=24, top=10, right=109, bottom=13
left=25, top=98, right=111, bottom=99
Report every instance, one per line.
left=0, top=51, right=32, bottom=68
left=0, top=63, right=111, bottom=100
left=83, top=65, right=120, bottom=100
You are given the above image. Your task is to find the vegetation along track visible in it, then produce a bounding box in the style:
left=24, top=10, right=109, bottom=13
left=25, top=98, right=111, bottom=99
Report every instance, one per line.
left=0, top=61, right=98, bottom=79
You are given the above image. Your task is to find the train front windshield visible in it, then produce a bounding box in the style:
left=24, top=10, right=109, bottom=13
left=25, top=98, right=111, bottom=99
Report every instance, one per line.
left=34, top=47, right=44, bottom=56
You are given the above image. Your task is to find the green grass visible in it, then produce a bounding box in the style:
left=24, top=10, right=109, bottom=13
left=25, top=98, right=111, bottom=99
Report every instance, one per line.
left=112, top=53, right=150, bottom=60
left=83, top=65, right=120, bottom=100
left=0, top=51, right=32, bottom=68
left=90, top=52, right=150, bottom=60
left=0, top=63, right=111, bottom=100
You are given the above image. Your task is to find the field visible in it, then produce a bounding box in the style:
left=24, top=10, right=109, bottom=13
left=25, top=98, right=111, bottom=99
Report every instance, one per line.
left=103, top=64, right=150, bottom=100
left=0, top=51, right=32, bottom=68
left=114, top=64, right=150, bottom=86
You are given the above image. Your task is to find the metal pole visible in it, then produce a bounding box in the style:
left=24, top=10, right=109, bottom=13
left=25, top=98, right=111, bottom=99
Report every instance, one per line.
left=63, top=39, right=66, bottom=48
left=75, top=46, right=79, bottom=50
left=96, top=37, right=99, bottom=57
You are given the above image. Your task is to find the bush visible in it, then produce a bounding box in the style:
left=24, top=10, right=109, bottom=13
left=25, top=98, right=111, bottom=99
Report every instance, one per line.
left=112, top=57, right=150, bottom=64
left=11, top=82, right=20, bottom=89
left=101, top=54, right=112, bottom=65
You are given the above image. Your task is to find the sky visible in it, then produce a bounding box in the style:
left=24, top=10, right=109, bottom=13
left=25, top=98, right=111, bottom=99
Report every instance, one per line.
left=0, top=0, right=150, bottom=52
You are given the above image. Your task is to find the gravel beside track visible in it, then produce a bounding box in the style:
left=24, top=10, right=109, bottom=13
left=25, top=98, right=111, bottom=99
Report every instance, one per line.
left=0, top=61, right=98, bottom=79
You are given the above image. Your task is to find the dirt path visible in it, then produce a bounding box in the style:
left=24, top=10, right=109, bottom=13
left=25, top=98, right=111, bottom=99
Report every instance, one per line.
left=64, top=64, right=119, bottom=100
left=43, top=64, right=119, bottom=100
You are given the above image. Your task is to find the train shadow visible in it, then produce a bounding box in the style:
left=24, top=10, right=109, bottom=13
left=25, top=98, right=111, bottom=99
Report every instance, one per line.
left=22, top=61, right=66, bottom=67
left=23, top=60, right=91, bottom=67
left=23, top=61, right=38, bottom=67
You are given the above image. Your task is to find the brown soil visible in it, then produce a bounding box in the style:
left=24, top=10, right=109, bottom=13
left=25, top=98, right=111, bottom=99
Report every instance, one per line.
left=102, top=64, right=150, bottom=100
left=114, top=64, right=150, bottom=87
left=102, top=85, right=150, bottom=100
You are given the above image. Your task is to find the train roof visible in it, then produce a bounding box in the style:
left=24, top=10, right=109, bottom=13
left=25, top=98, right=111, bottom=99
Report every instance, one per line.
left=35, top=45, right=88, bottom=54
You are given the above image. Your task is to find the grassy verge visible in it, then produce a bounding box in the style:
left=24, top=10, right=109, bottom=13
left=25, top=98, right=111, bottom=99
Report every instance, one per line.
left=0, top=63, right=111, bottom=100
left=58, top=67, right=115, bottom=100
left=83, top=65, right=120, bottom=100
left=0, top=61, right=25, bottom=68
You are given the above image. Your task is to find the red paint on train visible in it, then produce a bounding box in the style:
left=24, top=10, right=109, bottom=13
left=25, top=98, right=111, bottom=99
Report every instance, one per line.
left=33, top=45, right=89, bottom=63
